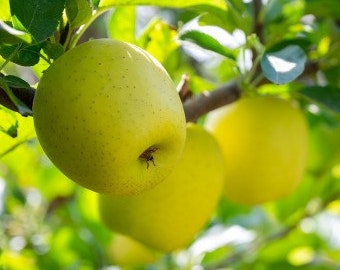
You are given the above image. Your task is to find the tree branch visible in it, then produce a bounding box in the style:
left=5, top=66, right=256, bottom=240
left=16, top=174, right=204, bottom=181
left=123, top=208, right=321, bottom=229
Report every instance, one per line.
left=183, top=81, right=241, bottom=122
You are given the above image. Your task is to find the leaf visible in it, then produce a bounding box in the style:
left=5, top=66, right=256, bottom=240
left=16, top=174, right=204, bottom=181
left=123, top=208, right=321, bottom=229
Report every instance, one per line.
left=299, top=86, right=340, bottom=114
left=99, top=0, right=227, bottom=10
left=306, top=0, right=340, bottom=19
left=9, top=0, right=65, bottom=42
left=0, top=43, right=41, bottom=66
left=107, top=6, right=136, bottom=43
left=0, top=106, right=18, bottom=137
left=261, top=45, right=307, bottom=85
left=0, top=0, right=11, bottom=21
left=43, top=41, right=65, bottom=60
left=91, top=0, right=100, bottom=6
left=66, top=0, right=93, bottom=29
left=0, top=77, right=32, bottom=116
left=0, top=21, right=32, bottom=44
left=180, top=30, right=236, bottom=60
left=140, top=20, right=179, bottom=64
left=201, top=246, right=233, bottom=267
left=3, top=75, right=31, bottom=89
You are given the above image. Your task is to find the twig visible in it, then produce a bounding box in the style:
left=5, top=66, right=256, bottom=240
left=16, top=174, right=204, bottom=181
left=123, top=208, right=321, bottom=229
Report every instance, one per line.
left=183, top=81, right=242, bottom=122
left=177, top=74, right=192, bottom=102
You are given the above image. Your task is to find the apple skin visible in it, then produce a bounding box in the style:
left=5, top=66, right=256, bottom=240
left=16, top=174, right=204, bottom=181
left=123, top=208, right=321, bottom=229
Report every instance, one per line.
left=98, top=123, right=225, bottom=252
left=205, top=97, right=309, bottom=205
left=33, top=39, right=186, bottom=195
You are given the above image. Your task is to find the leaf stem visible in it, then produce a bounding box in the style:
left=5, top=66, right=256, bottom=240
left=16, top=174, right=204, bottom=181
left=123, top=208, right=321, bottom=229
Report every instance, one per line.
left=68, top=7, right=111, bottom=49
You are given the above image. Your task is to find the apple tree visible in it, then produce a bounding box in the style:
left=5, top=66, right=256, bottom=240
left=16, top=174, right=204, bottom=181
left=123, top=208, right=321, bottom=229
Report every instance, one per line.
left=1, top=0, right=340, bottom=269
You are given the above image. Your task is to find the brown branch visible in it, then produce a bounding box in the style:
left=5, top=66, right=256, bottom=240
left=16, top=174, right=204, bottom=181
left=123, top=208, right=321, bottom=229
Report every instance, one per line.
left=183, top=81, right=242, bottom=122
left=177, top=74, right=192, bottom=102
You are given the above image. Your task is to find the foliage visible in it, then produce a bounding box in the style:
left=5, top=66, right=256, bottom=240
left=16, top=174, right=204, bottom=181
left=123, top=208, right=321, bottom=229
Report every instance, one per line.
left=0, top=0, right=340, bottom=269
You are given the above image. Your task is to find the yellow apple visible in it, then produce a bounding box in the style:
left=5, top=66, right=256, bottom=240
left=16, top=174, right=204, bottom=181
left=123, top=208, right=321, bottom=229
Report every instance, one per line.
left=205, top=96, right=308, bottom=205
left=33, top=39, right=186, bottom=195
left=98, top=123, right=225, bottom=252
left=107, top=234, right=161, bottom=267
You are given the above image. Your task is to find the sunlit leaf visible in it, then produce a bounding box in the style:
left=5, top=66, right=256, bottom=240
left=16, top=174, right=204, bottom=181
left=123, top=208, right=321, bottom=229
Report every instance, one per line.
left=99, top=0, right=227, bottom=10
left=0, top=0, right=11, bottom=21
left=0, top=106, right=18, bottom=137
left=0, top=109, right=35, bottom=157
left=107, top=6, right=136, bottom=43
left=261, top=45, right=306, bottom=84
left=139, top=20, right=179, bottom=64
left=180, top=29, right=236, bottom=60
left=287, top=246, right=315, bottom=266
left=66, top=0, right=93, bottom=29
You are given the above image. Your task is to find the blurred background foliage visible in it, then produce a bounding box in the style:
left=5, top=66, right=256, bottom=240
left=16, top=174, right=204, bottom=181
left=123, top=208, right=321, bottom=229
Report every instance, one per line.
left=1, top=0, right=340, bottom=269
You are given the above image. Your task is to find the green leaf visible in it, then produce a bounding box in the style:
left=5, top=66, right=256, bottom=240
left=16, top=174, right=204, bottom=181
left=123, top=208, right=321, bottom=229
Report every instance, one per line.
left=43, top=41, right=65, bottom=60
left=0, top=21, right=32, bottom=44
left=91, top=0, right=100, bottom=6
left=0, top=106, right=18, bottom=137
left=138, top=19, right=179, bottom=64
left=0, top=0, right=11, bottom=21
left=201, top=246, right=233, bottom=267
left=261, top=45, right=307, bottom=85
left=180, top=30, right=236, bottom=60
left=3, top=75, right=31, bottom=89
left=99, top=0, right=227, bottom=10
left=9, top=0, right=65, bottom=42
left=107, top=6, right=136, bottom=43
left=306, top=0, right=340, bottom=19
left=299, top=86, right=340, bottom=114
left=271, top=174, right=317, bottom=222
left=0, top=43, right=41, bottom=66
left=66, top=0, right=93, bottom=29
left=0, top=76, right=32, bottom=116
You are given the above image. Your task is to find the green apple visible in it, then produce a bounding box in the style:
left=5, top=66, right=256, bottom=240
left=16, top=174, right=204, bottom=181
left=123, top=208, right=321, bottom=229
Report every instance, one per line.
left=205, top=96, right=309, bottom=205
left=98, top=123, right=225, bottom=252
left=33, top=39, right=186, bottom=195
left=107, top=234, right=161, bottom=267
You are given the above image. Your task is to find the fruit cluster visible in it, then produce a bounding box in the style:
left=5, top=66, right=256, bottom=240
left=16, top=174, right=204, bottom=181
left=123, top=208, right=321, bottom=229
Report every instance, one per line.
left=33, top=39, right=309, bottom=265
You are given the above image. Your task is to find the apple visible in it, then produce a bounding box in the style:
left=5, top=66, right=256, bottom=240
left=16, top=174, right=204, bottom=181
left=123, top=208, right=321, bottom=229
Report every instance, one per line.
left=205, top=96, right=309, bottom=205
left=33, top=39, right=186, bottom=195
left=98, top=123, right=225, bottom=252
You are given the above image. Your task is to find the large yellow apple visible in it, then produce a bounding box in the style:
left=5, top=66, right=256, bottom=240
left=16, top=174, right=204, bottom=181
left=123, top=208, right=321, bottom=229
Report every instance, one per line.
left=33, top=39, right=186, bottom=195
left=205, top=96, right=308, bottom=205
left=98, top=123, right=225, bottom=252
